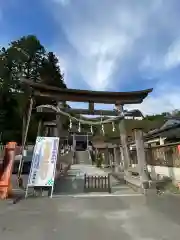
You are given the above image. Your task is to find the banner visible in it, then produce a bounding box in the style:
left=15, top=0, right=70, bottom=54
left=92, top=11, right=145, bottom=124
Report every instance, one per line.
left=28, top=137, right=59, bottom=187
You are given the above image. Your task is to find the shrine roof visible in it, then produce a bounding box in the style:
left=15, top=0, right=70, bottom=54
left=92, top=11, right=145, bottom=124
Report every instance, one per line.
left=22, top=79, right=153, bottom=104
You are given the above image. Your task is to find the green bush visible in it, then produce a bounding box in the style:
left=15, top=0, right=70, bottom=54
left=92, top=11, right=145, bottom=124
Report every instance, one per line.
left=96, top=153, right=103, bottom=168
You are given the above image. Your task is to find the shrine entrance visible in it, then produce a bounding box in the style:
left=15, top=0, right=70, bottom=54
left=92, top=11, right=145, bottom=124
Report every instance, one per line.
left=19, top=79, right=153, bottom=195
left=72, top=132, right=92, bottom=151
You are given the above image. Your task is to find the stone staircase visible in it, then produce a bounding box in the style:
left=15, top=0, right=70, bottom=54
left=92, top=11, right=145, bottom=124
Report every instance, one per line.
left=75, top=150, right=92, bottom=164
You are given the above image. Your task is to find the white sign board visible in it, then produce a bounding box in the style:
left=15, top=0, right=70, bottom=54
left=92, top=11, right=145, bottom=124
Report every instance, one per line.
left=28, top=137, right=59, bottom=188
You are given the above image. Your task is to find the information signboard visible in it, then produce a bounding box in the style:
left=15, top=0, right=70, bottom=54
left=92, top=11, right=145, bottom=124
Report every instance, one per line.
left=26, top=137, right=59, bottom=197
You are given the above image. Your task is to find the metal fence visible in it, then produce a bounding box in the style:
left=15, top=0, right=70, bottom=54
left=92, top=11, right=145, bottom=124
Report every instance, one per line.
left=130, top=142, right=180, bottom=168
left=84, top=174, right=111, bottom=193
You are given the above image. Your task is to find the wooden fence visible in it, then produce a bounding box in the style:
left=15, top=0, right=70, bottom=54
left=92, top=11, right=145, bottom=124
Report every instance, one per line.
left=84, top=174, right=111, bottom=193
left=130, top=142, right=180, bottom=168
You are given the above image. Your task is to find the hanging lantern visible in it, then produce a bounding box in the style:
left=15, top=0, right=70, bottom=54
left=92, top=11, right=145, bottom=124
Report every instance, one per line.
left=112, top=121, right=115, bottom=132
left=78, top=121, right=81, bottom=132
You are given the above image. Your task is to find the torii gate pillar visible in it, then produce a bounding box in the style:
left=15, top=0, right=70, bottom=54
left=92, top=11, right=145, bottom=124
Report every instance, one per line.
left=115, top=104, right=131, bottom=175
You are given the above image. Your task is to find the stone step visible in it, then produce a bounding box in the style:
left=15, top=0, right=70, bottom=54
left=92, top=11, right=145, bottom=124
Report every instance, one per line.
left=75, top=151, right=91, bottom=164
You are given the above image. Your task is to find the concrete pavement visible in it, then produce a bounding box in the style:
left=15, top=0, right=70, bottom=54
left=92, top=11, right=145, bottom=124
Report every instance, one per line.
left=1, top=193, right=180, bottom=239
left=3, top=159, right=180, bottom=239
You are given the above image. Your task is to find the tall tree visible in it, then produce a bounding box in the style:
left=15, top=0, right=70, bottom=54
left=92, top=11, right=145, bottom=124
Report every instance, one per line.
left=9, top=35, right=45, bottom=82
left=39, top=51, right=66, bottom=88
left=0, top=35, right=67, bottom=143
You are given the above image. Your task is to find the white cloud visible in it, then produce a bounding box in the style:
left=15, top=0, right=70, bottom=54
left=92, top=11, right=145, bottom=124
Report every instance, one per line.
left=128, top=83, right=180, bottom=116
left=48, top=0, right=164, bottom=90
left=164, top=39, right=180, bottom=70
left=140, top=38, right=180, bottom=73
left=46, top=0, right=180, bottom=114
left=54, top=53, right=69, bottom=83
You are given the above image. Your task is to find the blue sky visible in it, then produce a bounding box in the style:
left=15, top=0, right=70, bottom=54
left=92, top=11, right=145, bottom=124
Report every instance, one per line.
left=1, top=0, right=180, bottom=115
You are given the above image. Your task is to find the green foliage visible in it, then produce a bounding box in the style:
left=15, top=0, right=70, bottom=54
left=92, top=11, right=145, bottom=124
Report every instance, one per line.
left=0, top=35, right=66, bottom=144
left=96, top=153, right=104, bottom=168
left=40, top=52, right=66, bottom=88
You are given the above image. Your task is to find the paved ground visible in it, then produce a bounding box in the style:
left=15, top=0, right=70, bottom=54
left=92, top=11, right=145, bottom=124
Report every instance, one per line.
left=2, top=161, right=180, bottom=239
left=1, top=193, right=180, bottom=239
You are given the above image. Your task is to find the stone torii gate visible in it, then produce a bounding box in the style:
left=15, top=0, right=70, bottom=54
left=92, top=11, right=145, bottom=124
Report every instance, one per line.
left=20, top=79, right=153, bottom=186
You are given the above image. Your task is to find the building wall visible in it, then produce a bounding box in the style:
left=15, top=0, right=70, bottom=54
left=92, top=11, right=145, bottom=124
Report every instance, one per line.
left=147, top=165, right=180, bottom=182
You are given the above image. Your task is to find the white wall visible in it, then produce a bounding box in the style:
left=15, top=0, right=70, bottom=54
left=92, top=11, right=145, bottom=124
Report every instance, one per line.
left=147, top=165, right=180, bottom=182
left=131, top=164, right=180, bottom=182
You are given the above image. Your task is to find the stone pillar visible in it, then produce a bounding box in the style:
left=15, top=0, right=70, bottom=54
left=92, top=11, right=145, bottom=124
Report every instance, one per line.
left=119, top=146, right=124, bottom=171
left=44, top=127, right=48, bottom=137
left=56, top=102, right=63, bottom=163
left=113, top=146, right=119, bottom=172
left=53, top=125, right=58, bottom=137
left=103, top=148, right=108, bottom=166
left=116, top=146, right=121, bottom=165
left=87, top=134, right=89, bottom=150
left=72, top=134, right=76, bottom=163
left=113, top=147, right=116, bottom=163
left=50, top=127, right=55, bottom=137
left=37, top=119, right=43, bottom=136
left=116, top=104, right=131, bottom=175
left=56, top=102, right=63, bottom=137
left=134, top=128, right=150, bottom=183
left=73, top=134, right=76, bottom=151
left=108, top=148, right=112, bottom=166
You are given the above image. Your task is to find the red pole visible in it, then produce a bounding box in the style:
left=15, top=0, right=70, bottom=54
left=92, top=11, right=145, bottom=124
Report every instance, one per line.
left=0, top=142, right=16, bottom=199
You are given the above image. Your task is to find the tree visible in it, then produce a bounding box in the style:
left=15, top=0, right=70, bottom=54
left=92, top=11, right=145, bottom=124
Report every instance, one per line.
left=39, top=52, right=66, bottom=88
left=0, top=35, right=67, bottom=143
left=9, top=35, right=45, bottom=81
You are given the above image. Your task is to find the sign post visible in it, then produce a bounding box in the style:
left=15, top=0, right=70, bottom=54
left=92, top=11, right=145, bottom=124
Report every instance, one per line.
left=26, top=137, right=59, bottom=198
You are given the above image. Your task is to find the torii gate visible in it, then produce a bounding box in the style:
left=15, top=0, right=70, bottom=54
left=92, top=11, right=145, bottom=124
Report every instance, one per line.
left=19, top=79, right=153, bottom=188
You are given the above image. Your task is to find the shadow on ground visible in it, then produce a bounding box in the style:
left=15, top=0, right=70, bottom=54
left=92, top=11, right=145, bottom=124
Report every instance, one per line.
left=145, top=191, right=180, bottom=225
